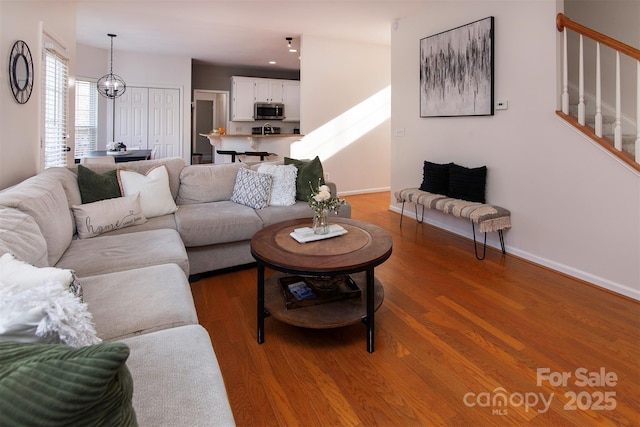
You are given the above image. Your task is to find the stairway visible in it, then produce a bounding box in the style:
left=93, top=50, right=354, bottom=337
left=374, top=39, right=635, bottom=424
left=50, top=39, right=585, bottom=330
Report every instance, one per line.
left=569, top=103, right=636, bottom=158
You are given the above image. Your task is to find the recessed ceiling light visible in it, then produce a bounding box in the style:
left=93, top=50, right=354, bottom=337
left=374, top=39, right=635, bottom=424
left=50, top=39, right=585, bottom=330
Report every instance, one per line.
left=269, top=60, right=276, bottom=65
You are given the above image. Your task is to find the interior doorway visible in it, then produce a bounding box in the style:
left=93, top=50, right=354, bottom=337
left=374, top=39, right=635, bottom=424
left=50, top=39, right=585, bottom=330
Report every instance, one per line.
left=192, top=90, right=229, bottom=163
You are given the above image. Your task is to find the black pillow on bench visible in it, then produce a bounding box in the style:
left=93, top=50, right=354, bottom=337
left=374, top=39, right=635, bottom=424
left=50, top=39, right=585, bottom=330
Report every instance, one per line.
left=419, top=161, right=452, bottom=195
left=447, top=163, right=487, bottom=203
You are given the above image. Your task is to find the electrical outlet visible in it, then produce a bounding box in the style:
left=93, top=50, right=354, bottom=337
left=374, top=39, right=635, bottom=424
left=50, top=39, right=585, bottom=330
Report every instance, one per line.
left=324, top=173, right=330, bottom=181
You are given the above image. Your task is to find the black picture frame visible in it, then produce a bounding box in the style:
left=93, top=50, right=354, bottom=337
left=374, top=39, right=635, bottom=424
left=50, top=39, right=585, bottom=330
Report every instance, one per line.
left=420, top=17, right=494, bottom=117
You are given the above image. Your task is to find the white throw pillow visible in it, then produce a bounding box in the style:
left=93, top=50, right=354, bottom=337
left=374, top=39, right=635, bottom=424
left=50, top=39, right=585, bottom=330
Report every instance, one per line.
left=117, top=164, right=178, bottom=218
left=0, top=280, right=101, bottom=347
left=71, top=194, right=147, bottom=239
left=0, top=253, right=81, bottom=299
left=257, top=164, right=298, bottom=206
left=230, top=167, right=273, bottom=209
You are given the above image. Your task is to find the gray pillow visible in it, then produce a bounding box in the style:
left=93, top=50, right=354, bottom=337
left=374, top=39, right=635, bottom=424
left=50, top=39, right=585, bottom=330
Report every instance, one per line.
left=230, top=167, right=273, bottom=209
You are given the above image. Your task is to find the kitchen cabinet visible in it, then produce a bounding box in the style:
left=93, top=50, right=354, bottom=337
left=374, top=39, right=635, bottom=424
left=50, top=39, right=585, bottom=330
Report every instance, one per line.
left=282, top=81, right=300, bottom=122
left=231, top=76, right=255, bottom=121
left=230, top=76, right=300, bottom=123
left=255, top=79, right=283, bottom=103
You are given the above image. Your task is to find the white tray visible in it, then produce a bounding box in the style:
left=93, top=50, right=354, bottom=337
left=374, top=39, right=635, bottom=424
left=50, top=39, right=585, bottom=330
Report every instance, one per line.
left=290, top=224, right=348, bottom=243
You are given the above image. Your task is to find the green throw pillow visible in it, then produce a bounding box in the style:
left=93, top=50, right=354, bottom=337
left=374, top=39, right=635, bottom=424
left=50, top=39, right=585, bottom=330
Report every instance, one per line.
left=77, top=165, right=121, bottom=204
left=0, top=341, right=138, bottom=427
left=284, top=156, right=325, bottom=201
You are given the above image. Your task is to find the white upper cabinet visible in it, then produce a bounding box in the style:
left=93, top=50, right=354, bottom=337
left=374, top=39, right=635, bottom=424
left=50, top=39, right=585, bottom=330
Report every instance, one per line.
left=231, top=76, right=256, bottom=121
left=255, top=79, right=284, bottom=103
left=282, top=81, right=300, bottom=122
left=231, top=76, right=300, bottom=123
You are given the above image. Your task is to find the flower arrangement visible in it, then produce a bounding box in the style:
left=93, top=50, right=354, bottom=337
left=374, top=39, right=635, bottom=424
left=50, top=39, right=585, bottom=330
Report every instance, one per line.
left=308, top=179, right=346, bottom=234
left=107, top=142, right=127, bottom=152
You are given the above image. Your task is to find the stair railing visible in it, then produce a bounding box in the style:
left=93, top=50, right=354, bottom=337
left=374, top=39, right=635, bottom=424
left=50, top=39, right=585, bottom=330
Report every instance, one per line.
left=556, top=13, right=640, bottom=169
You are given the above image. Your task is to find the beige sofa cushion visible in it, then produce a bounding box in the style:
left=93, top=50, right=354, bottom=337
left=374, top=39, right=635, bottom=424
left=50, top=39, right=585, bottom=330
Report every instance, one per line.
left=0, top=180, right=73, bottom=266
left=120, top=325, right=235, bottom=427
left=55, top=229, right=189, bottom=277
left=81, top=263, right=196, bottom=341
left=176, top=163, right=243, bottom=205
left=175, top=201, right=262, bottom=247
left=0, top=208, right=48, bottom=267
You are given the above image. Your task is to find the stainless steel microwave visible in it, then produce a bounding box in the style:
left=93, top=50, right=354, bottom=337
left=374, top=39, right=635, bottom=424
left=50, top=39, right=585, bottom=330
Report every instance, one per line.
left=254, top=102, right=285, bottom=120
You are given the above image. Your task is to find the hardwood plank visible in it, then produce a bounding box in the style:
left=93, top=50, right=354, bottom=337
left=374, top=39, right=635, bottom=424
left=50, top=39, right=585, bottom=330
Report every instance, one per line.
left=190, top=191, right=640, bottom=426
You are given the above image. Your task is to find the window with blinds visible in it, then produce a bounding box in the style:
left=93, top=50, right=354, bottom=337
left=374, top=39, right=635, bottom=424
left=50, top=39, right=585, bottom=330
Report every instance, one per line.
left=74, top=80, right=98, bottom=159
left=41, top=34, right=69, bottom=169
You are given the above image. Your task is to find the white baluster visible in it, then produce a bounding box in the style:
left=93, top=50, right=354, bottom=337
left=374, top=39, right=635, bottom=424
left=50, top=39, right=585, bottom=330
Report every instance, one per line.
left=595, top=43, right=602, bottom=137
left=578, top=35, right=585, bottom=125
left=562, top=30, right=569, bottom=114
left=614, top=52, right=622, bottom=151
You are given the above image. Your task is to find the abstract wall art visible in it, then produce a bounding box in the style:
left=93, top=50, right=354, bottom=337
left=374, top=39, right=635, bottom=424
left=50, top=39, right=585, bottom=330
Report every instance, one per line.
left=420, top=17, right=494, bottom=117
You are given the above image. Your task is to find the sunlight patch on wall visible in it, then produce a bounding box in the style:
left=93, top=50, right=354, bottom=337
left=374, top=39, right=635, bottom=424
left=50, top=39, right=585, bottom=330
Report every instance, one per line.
left=291, top=86, right=391, bottom=161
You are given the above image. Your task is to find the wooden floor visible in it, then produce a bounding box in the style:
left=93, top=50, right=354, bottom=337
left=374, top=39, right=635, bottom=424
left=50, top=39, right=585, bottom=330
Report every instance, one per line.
left=190, top=192, right=640, bottom=426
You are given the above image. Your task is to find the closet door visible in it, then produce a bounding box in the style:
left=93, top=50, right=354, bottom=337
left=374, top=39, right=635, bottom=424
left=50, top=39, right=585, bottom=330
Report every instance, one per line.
left=114, top=87, right=148, bottom=148
left=148, top=88, right=180, bottom=158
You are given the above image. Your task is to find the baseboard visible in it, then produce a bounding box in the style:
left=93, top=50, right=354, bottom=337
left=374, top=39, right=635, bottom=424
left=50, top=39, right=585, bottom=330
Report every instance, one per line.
left=390, top=205, right=640, bottom=301
left=339, top=186, right=390, bottom=196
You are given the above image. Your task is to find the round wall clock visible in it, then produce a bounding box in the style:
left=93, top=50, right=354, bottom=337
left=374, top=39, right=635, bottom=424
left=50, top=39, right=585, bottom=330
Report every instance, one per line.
left=9, top=40, right=34, bottom=104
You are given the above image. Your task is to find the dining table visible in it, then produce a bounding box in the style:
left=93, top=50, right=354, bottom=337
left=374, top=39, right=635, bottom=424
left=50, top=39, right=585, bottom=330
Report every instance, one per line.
left=86, top=149, right=152, bottom=163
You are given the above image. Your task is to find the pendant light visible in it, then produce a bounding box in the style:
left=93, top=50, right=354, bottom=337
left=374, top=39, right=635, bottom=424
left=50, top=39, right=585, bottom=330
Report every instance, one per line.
left=97, top=34, right=126, bottom=99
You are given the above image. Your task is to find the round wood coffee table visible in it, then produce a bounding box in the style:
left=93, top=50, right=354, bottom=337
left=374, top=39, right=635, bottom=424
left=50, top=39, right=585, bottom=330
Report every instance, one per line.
left=251, top=218, right=392, bottom=353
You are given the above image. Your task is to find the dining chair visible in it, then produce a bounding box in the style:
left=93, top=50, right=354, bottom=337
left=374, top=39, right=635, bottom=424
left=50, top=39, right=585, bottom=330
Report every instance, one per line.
left=81, top=156, right=116, bottom=165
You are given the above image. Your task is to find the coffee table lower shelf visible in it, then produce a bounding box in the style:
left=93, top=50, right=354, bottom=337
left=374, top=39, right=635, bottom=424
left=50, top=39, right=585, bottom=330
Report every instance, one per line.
left=264, top=271, right=384, bottom=329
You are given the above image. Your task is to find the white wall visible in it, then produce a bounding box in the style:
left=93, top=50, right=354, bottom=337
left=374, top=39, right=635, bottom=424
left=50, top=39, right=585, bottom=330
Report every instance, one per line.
left=76, top=46, right=192, bottom=160
left=0, top=1, right=76, bottom=189
left=390, top=1, right=640, bottom=299
left=297, top=36, right=391, bottom=194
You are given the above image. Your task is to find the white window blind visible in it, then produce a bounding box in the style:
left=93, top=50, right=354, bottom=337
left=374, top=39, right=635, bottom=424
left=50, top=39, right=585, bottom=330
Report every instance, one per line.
left=74, top=80, right=98, bottom=159
left=41, top=35, right=69, bottom=169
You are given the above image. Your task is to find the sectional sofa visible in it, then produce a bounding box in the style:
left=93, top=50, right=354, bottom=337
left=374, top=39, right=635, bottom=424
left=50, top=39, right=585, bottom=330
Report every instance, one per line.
left=0, top=157, right=350, bottom=426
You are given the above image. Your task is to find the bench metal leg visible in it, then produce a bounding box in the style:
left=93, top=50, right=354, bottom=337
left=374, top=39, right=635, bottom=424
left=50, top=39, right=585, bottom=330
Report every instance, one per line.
left=471, top=222, right=487, bottom=260
left=415, top=204, right=425, bottom=224
left=399, top=201, right=426, bottom=228
left=471, top=224, right=507, bottom=260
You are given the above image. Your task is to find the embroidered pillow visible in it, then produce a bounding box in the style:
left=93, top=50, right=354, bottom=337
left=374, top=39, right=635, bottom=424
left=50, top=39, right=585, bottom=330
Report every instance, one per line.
left=72, top=194, right=147, bottom=239
left=77, top=165, right=121, bottom=204
left=117, top=164, right=178, bottom=218
left=257, top=164, right=298, bottom=206
left=230, top=167, right=273, bottom=209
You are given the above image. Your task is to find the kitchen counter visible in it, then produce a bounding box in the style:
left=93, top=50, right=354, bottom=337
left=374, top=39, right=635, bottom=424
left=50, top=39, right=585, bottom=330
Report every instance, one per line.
left=199, top=133, right=303, bottom=164
left=211, top=134, right=303, bottom=138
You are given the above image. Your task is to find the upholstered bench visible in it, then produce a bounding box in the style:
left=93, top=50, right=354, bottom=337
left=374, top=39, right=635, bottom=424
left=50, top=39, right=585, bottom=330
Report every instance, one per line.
left=394, top=187, right=511, bottom=260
